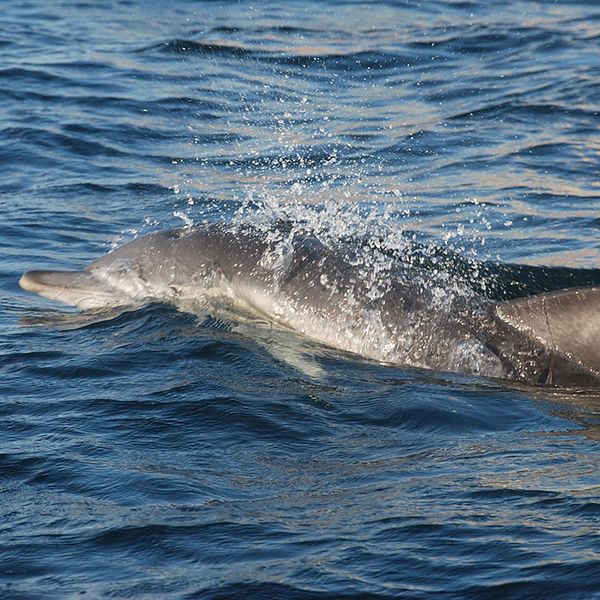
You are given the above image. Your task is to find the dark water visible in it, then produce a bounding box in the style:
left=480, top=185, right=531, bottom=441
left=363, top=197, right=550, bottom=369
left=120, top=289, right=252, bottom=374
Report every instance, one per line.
left=2, top=1, right=600, bottom=598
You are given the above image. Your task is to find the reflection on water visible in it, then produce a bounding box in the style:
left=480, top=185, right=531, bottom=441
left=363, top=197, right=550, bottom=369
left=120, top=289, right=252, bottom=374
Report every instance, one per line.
left=535, top=387, right=600, bottom=442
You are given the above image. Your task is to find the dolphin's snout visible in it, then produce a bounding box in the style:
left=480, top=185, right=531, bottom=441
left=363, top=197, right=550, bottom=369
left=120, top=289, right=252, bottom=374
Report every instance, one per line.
left=19, top=270, right=57, bottom=293
left=19, top=269, right=119, bottom=310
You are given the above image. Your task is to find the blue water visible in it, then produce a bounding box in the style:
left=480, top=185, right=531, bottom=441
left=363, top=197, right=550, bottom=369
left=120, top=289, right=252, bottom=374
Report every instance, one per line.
left=2, top=1, right=600, bottom=597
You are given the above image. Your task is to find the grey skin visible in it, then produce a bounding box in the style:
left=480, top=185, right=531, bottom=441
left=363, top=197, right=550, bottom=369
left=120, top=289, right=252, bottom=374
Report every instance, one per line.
left=19, top=223, right=600, bottom=387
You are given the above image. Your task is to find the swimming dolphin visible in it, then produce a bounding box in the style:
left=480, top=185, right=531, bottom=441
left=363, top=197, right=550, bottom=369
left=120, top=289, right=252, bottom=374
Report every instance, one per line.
left=19, top=223, right=600, bottom=387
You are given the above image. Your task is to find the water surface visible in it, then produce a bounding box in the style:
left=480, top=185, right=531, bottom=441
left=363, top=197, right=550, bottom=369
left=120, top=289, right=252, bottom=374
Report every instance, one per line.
left=1, top=1, right=599, bottom=598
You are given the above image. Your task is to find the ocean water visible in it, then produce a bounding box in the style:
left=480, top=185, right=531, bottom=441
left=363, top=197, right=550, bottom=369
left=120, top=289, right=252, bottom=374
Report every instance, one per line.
left=2, top=0, right=600, bottom=598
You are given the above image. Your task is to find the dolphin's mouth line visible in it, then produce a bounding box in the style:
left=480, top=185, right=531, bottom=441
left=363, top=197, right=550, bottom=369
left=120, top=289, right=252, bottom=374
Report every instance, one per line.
left=20, top=271, right=98, bottom=294
left=19, top=270, right=124, bottom=311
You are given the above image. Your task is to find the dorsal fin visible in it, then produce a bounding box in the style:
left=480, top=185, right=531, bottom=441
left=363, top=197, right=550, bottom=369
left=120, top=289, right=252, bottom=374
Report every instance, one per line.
left=495, top=286, right=600, bottom=376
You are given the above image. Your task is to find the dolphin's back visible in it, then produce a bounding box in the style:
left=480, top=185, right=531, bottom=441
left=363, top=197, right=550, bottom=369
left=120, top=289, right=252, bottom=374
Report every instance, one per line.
left=495, top=287, right=600, bottom=379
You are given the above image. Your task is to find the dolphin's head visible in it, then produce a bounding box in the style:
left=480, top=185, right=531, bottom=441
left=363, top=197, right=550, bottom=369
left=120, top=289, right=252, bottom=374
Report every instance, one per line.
left=19, top=225, right=271, bottom=310
left=19, top=229, right=202, bottom=310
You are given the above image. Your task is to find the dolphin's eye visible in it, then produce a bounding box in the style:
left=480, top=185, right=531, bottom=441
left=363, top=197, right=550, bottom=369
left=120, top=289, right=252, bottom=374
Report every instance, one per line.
left=168, top=230, right=183, bottom=239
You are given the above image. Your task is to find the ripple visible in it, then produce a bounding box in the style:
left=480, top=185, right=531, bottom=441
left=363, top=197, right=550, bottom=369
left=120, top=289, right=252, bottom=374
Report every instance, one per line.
left=143, top=38, right=255, bottom=57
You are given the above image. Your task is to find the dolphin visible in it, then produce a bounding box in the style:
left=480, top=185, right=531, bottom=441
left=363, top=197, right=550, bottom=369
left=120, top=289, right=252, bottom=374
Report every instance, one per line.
left=19, top=223, right=600, bottom=387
